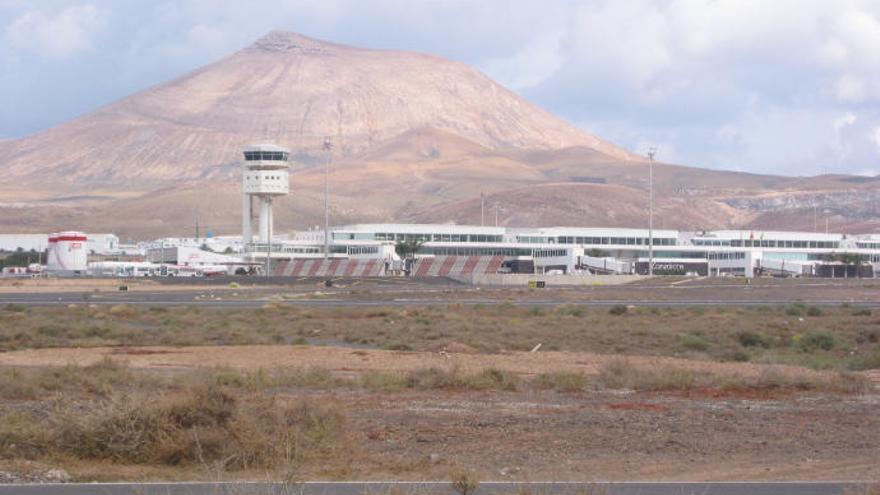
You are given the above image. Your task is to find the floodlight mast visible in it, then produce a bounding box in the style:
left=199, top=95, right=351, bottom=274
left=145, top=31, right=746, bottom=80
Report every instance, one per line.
left=647, top=147, right=657, bottom=277
left=323, top=137, right=332, bottom=260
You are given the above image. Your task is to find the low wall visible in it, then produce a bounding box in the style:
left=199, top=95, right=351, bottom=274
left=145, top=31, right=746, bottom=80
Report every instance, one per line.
left=449, top=273, right=649, bottom=286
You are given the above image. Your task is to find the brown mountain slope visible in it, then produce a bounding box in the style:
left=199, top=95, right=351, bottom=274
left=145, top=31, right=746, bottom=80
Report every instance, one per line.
left=1, top=30, right=879, bottom=238
left=0, top=30, right=636, bottom=191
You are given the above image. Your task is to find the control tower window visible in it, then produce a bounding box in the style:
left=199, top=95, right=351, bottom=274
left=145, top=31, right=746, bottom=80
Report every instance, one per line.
left=259, top=151, right=283, bottom=160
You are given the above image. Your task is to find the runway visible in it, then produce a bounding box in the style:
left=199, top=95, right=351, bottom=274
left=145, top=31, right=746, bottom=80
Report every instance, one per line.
left=2, top=290, right=880, bottom=308
left=0, top=481, right=864, bottom=495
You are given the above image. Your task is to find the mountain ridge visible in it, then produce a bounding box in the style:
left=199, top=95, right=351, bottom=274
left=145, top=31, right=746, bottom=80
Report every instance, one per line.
left=0, top=30, right=879, bottom=238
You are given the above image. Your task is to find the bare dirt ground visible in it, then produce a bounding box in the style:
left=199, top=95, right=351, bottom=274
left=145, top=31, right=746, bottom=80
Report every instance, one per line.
left=2, top=289, right=879, bottom=482
left=1, top=344, right=878, bottom=481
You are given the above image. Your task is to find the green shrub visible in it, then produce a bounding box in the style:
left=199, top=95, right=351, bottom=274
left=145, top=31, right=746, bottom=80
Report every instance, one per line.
left=798, top=330, right=837, bottom=352
left=848, top=349, right=880, bottom=370
left=608, top=305, right=628, bottom=316
left=853, top=308, right=872, bottom=317
left=558, top=305, right=585, bottom=317
left=728, top=350, right=751, bottom=362
left=806, top=306, right=823, bottom=317
left=785, top=303, right=806, bottom=316
left=678, top=333, right=711, bottom=352
left=737, top=331, right=771, bottom=348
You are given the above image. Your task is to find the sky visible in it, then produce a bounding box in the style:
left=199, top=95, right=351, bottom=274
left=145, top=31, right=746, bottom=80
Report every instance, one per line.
left=2, top=0, right=880, bottom=177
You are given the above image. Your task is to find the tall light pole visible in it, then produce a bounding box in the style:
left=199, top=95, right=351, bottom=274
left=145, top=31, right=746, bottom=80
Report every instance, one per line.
left=323, top=137, right=332, bottom=260
left=647, top=147, right=657, bottom=277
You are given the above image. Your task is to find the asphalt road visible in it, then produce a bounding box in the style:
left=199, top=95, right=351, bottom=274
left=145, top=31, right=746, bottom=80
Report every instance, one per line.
left=0, top=481, right=866, bottom=495
left=2, top=290, right=880, bottom=308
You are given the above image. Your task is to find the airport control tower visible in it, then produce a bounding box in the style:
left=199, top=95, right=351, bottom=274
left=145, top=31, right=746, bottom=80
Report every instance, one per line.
left=242, top=144, right=291, bottom=245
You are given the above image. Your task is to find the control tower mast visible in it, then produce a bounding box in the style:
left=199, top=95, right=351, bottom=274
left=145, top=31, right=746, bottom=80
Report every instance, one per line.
left=242, top=144, right=291, bottom=246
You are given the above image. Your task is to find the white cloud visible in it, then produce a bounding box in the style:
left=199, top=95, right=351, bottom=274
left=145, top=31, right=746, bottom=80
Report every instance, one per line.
left=834, top=75, right=867, bottom=102
left=480, top=30, right=565, bottom=90
left=873, top=127, right=880, bottom=152
left=4, top=4, right=107, bottom=58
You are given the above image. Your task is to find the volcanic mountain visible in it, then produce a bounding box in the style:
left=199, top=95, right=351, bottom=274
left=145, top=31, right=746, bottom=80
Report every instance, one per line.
left=1, top=30, right=879, bottom=238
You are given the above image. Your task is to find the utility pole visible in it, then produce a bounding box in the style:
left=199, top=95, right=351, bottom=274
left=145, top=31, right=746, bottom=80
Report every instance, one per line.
left=323, top=137, right=332, bottom=260
left=265, top=199, right=272, bottom=277
left=647, top=147, right=657, bottom=277
left=494, top=203, right=499, bottom=227
left=480, top=192, right=485, bottom=226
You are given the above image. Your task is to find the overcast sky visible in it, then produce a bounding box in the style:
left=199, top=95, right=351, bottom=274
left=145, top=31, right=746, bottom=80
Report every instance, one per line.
left=2, top=0, right=880, bottom=177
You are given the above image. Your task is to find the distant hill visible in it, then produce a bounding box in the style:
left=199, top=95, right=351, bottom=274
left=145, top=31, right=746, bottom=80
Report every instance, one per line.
left=0, top=30, right=878, bottom=238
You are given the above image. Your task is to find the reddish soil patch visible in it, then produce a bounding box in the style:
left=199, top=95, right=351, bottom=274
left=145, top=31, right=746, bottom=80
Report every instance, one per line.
left=109, top=347, right=181, bottom=356
left=605, top=401, right=669, bottom=412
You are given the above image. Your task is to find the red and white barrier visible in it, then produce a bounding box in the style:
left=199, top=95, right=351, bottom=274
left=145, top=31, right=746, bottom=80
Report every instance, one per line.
left=272, top=259, right=385, bottom=277
left=412, top=256, right=503, bottom=277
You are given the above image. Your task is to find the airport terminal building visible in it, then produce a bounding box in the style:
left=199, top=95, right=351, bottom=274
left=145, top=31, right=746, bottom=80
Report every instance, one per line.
left=244, top=224, right=880, bottom=279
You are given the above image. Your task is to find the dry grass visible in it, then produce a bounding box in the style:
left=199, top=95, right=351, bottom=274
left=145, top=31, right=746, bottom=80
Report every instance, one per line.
left=598, top=358, right=869, bottom=394
left=0, top=377, right=350, bottom=472
left=2, top=303, right=879, bottom=372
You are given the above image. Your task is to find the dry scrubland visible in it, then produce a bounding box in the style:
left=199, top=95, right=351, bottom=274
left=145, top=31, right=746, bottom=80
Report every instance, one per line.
left=0, top=302, right=879, bottom=481
left=2, top=302, right=879, bottom=370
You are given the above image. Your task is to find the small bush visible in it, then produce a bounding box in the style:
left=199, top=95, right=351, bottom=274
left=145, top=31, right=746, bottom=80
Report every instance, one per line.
left=404, top=368, right=518, bottom=391
left=608, top=305, right=628, bottom=316
left=678, top=334, right=711, bottom=352
left=853, top=308, right=872, bottom=317
left=360, top=372, right=407, bottom=391
left=806, top=306, right=823, bottom=317
left=737, top=332, right=771, bottom=348
left=451, top=469, right=480, bottom=495
left=558, top=305, right=585, bottom=317
left=848, top=349, right=880, bottom=371
left=728, top=350, right=751, bottom=362
left=533, top=372, right=588, bottom=392
left=599, top=360, right=701, bottom=391
left=798, top=330, right=837, bottom=352
left=383, top=343, right=413, bottom=351
left=108, top=304, right=135, bottom=317
left=785, top=303, right=806, bottom=316
left=28, top=385, right=347, bottom=470
left=3, top=303, right=25, bottom=312
left=465, top=368, right=519, bottom=391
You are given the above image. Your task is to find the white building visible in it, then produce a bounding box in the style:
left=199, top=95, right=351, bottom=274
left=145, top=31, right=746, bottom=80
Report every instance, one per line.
left=236, top=223, right=880, bottom=278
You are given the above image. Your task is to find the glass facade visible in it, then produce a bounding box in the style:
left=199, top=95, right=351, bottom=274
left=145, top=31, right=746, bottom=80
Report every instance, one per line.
left=244, top=151, right=289, bottom=161
left=368, top=232, right=503, bottom=243
left=554, top=236, right=676, bottom=246
left=694, top=238, right=839, bottom=249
